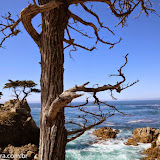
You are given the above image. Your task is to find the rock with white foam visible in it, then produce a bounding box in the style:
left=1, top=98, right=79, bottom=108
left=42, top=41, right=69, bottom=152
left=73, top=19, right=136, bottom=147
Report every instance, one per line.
left=125, top=138, right=138, bottom=146
left=133, top=127, right=160, bottom=143
left=129, top=127, right=160, bottom=160
left=93, top=127, right=119, bottom=140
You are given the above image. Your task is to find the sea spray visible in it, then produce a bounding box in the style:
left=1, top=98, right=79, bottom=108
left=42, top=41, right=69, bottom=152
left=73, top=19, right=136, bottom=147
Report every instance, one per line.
left=30, top=100, right=160, bottom=160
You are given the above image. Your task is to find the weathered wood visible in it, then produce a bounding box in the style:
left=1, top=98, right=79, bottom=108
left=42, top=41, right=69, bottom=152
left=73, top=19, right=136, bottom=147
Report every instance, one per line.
left=10, top=1, right=63, bottom=46
left=0, top=0, right=152, bottom=159
left=38, top=0, right=69, bottom=159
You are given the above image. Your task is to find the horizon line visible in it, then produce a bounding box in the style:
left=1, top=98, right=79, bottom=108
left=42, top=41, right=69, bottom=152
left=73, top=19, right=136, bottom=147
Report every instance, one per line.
left=26, top=99, right=160, bottom=103
left=1, top=98, right=160, bottom=104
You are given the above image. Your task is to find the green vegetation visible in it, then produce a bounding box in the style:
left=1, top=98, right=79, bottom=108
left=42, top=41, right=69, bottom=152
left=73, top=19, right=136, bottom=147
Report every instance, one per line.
left=4, top=80, right=40, bottom=101
left=0, top=92, right=2, bottom=99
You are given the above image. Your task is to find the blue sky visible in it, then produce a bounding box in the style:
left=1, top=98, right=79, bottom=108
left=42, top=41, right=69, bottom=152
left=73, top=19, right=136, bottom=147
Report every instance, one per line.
left=0, top=0, right=160, bottom=103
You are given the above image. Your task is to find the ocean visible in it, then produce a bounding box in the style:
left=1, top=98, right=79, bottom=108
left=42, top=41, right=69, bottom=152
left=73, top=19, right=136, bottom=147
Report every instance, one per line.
left=30, top=100, right=160, bottom=160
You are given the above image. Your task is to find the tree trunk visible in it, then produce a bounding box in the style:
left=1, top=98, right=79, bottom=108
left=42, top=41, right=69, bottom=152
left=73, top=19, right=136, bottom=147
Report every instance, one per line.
left=38, top=0, right=69, bottom=159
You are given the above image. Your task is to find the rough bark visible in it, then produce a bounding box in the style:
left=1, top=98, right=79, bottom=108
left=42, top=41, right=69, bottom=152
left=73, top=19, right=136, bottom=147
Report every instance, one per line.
left=0, top=0, right=152, bottom=159
left=38, top=0, right=69, bottom=159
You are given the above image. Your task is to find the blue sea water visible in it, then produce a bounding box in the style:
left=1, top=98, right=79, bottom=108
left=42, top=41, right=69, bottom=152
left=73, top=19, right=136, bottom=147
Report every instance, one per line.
left=30, top=100, right=160, bottom=160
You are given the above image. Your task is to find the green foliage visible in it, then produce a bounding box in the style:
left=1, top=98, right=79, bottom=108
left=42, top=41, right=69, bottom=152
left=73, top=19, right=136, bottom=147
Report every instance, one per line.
left=0, top=92, right=2, bottom=99
left=3, top=80, right=41, bottom=101
left=4, top=80, right=37, bottom=89
left=31, top=88, right=41, bottom=93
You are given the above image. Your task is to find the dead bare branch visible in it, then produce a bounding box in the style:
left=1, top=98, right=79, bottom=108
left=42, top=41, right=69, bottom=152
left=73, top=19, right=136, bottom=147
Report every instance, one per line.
left=68, top=24, right=93, bottom=38
left=67, top=117, right=106, bottom=136
left=64, top=38, right=96, bottom=51
left=66, top=120, right=83, bottom=128
left=67, top=131, right=85, bottom=142
left=45, top=53, right=138, bottom=143
left=47, top=92, right=84, bottom=120
left=67, top=114, right=114, bottom=137
left=1, top=0, right=155, bottom=48
left=67, top=0, right=155, bottom=27
left=0, top=1, right=62, bottom=47
left=78, top=106, right=102, bottom=117
left=69, top=10, right=122, bottom=49
left=0, top=13, right=21, bottom=47
left=80, top=3, right=115, bottom=35
left=66, top=97, right=89, bottom=108
left=64, top=25, right=96, bottom=57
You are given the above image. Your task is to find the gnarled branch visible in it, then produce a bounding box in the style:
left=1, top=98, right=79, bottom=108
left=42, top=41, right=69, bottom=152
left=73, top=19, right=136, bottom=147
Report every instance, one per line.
left=80, top=3, right=115, bottom=35
left=0, top=0, right=62, bottom=47
left=67, top=0, right=155, bottom=27
left=64, top=38, right=96, bottom=51
left=69, top=10, right=122, bottom=49
left=46, top=54, right=138, bottom=142
left=67, top=131, right=85, bottom=142
left=47, top=92, right=84, bottom=120
left=67, top=113, right=114, bottom=142
left=0, top=13, right=21, bottom=48
left=67, top=115, right=112, bottom=136
left=19, top=1, right=63, bottom=45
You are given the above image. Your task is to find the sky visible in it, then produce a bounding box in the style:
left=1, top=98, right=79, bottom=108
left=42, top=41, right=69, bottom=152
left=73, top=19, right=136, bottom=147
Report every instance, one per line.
left=0, top=0, right=160, bottom=103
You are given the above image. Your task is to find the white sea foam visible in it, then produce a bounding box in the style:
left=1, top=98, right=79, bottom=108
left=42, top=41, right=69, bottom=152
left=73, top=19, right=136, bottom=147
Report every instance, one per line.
left=103, top=121, right=117, bottom=126
left=126, top=119, right=153, bottom=123
left=66, top=129, right=151, bottom=160
left=128, top=104, right=160, bottom=107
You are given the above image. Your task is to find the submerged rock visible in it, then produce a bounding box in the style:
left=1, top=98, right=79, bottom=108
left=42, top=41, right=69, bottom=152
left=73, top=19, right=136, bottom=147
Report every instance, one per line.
left=93, top=127, right=119, bottom=140
left=125, top=138, right=138, bottom=146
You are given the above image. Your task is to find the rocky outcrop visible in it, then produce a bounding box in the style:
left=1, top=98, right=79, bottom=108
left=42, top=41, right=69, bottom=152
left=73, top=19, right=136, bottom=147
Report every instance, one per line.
left=125, top=127, right=160, bottom=147
left=142, top=147, right=160, bottom=160
left=93, top=127, right=119, bottom=140
left=2, top=143, right=38, bottom=160
left=156, top=134, right=160, bottom=146
left=142, top=134, right=160, bottom=160
left=0, top=99, right=39, bottom=147
left=2, top=99, right=31, bottom=116
left=133, top=127, right=160, bottom=143
left=125, top=127, right=160, bottom=160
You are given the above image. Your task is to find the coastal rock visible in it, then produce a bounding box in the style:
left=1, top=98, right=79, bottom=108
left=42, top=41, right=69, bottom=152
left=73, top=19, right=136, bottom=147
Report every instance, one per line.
left=151, top=141, right=156, bottom=148
left=156, top=134, right=160, bottom=146
left=125, top=138, right=138, bottom=146
left=142, top=134, right=160, bottom=159
left=93, top=127, right=119, bottom=140
left=3, top=100, right=15, bottom=110
left=0, top=99, right=39, bottom=147
left=142, top=146, right=160, bottom=160
left=2, top=143, right=38, bottom=160
left=2, top=99, right=31, bottom=116
left=133, top=127, right=160, bottom=143
left=125, top=127, right=160, bottom=159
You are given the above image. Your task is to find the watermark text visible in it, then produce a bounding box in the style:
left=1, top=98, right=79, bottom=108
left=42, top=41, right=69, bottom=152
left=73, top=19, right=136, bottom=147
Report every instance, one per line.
left=0, top=153, right=27, bottom=159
